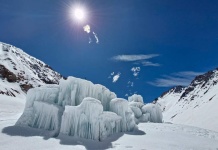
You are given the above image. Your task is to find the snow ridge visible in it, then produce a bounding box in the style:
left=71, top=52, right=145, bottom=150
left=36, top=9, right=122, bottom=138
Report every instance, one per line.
left=155, top=68, right=218, bottom=132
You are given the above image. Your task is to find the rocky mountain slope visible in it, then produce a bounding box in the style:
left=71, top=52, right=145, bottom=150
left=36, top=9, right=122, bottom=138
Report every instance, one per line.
left=0, top=42, right=63, bottom=98
left=155, top=68, right=218, bottom=132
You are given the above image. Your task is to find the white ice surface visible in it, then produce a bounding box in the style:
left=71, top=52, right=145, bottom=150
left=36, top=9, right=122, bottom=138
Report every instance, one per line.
left=60, top=98, right=121, bottom=141
left=60, top=98, right=104, bottom=140
left=128, top=94, right=144, bottom=103
left=1, top=95, right=218, bottom=150
left=110, top=98, right=136, bottom=132
left=58, top=77, right=116, bottom=110
left=141, top=103, right=163, bottom=123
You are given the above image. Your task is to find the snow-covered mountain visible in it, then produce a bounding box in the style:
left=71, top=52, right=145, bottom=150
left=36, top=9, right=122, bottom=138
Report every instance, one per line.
left=0, top=42, right=63, bottom=98
left=155, top=68, right=218, bottom=132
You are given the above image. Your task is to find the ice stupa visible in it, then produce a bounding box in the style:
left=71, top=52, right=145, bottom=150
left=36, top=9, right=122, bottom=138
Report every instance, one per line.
left=16, top=77, right=136, bottom=141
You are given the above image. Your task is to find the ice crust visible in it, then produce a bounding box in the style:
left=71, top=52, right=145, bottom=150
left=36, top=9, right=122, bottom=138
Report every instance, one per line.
left=16, top=77, right=135, bottom=141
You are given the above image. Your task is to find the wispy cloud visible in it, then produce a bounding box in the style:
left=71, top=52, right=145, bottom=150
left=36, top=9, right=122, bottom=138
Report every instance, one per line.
left=141, top=61, right=160, bottom=67
left=173, top=71, right=204, bottom=77
left=83, top=25, right=99, bottom=44
left=127, top=81, right=134, bottom=87
left=111, top=54, right=159, bottom=62
left=113, top=73, right=121, bottom=83
left=131, top=67, right=140, bottom=77
left=148, top=71, right=204, bottom=87
left=93, top=32, right=99, bottom=44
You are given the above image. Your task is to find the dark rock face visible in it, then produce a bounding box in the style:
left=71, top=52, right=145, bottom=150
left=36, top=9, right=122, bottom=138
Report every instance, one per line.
left=0, top=90, right=16, bottom=97
left=180, top=70, right=216, bottom=99
left=160, top=86, right=185, bottom=98
left=174, top=86, right=184, bottom=93
left=0, top=65, right=17, bottom=82
left=20, top=84, right=33, bottom=92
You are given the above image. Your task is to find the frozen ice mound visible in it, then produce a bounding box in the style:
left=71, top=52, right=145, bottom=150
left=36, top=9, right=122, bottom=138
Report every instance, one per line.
left=60, top=97, right=122, bottom=141
left=110, top=98, right=136, bottom=132
left=141, top=103, right=163, bottom=123
left=128, top=94, right=144, bottom=103
left=16, top=85, right=60, bottom=127
left=127, top=94, right=163, bottom=123
left=16, top=77, right=135, bottom=141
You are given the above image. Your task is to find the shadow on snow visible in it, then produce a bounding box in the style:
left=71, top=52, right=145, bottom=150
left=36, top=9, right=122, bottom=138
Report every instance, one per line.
left=2, top=125, right=145, bottom=150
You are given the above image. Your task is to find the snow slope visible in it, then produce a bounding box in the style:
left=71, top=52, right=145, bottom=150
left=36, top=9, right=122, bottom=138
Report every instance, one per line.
left=0, top=42, right=63, bottom=98
left=156, top=69, right=218, bottom=132
left=1, top=94, right=218, bottom=150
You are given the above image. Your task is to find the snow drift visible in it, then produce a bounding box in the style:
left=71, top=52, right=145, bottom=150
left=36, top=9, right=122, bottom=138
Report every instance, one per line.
left=16, top=77, right=136, bottom=141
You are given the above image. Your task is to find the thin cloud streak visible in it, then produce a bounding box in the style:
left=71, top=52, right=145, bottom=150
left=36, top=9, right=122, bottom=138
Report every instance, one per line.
left=173, top=71, right=204, bottom=77
left=93, top=32, right=99, bottom=44
left=149, top=71, right=204, bottom=87
left=111, top=54, right=159, bottom=62
left=141, top=61, right=160, bottom=67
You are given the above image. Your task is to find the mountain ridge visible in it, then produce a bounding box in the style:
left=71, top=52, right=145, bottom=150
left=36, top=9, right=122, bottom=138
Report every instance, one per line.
left=0, top=42, right=64, bottom=98
left=155, top=68, right=218, bottom=131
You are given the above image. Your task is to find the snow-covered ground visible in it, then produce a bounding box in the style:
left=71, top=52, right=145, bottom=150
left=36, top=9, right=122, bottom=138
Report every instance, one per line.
left=1, top=95, right=218, bottom=150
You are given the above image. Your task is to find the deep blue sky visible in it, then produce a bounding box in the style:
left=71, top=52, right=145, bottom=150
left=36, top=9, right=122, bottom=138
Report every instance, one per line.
left=1, top=0, right=218, bottom=102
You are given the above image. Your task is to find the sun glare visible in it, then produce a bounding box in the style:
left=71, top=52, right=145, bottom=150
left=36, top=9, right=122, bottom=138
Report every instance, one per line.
left=72, top=6, right=86, bottom=22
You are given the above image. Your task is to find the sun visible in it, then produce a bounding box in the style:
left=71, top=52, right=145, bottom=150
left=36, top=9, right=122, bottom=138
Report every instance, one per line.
left=71, top=6, right=86, bottom=22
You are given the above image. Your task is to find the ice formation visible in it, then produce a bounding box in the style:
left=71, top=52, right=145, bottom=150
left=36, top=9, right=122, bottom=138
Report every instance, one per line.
left=128, top=94, right=144, bottom=103
left=110, top=98, right=136, bottom=132
left=128, top=94, right=163, bottom=124
left=141, top=103, right=163, bottom=123
left=60, top=97, right=121, bottom=141
left=16, top=77, right=135, bottom=141
left=58, top=77, right=116, bottom=110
